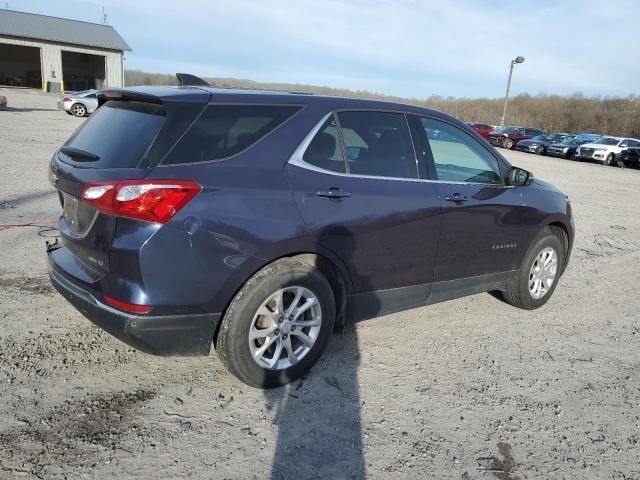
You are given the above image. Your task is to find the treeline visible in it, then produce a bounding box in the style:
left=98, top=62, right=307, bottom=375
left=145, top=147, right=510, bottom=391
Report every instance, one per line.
left=124, top=70, right=640, bottom=138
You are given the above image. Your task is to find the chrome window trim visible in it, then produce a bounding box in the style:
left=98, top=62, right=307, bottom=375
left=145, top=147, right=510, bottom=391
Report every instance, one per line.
left=287, top=112, right=513, bottom=188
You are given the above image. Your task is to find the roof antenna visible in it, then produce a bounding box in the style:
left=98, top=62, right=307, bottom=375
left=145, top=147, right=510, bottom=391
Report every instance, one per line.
left=102, top=5, right=108, bottom=24
left=176, top=73, right=209, bottom=87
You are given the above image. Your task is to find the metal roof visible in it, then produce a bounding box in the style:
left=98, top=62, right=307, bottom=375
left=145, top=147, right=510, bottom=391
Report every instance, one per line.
left=0, top=9, right=131, bottom=51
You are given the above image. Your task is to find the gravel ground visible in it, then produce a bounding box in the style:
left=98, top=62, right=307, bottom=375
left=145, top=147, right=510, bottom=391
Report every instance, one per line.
left=1, top=88, right=639, bottom=480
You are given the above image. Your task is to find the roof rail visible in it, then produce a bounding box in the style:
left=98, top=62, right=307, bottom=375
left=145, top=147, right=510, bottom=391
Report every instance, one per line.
left=176, top=73, right=209, bottom=87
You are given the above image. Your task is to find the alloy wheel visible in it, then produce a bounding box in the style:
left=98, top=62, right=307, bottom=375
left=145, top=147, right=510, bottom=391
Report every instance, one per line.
left=606, top=154, right=615, bottom=166
left=71, top=104, right=86, bottom=117
left=528, top=247, right=558, bottom=299
left=249, top=286, right=322, bottom=370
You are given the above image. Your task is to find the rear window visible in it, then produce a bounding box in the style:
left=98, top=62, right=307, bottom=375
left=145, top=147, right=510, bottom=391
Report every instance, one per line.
left=64, top=100, right=166, bottom=169
left=163, top=104, right=301, bottom=165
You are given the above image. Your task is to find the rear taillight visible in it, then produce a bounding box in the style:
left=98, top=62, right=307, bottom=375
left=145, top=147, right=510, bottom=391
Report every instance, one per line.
left=62, top=97, right=72, bottom=102
left=81, top=180, right=201, bottom=224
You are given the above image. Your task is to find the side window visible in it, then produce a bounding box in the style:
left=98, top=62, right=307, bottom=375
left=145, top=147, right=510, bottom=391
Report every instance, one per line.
left=303, top=114, right=346, bottom=173
left=336, top=111, right=417, bottom=179
left=420, top=117, right=503, bottom=184
left=164, top=104, right=301, bottom=164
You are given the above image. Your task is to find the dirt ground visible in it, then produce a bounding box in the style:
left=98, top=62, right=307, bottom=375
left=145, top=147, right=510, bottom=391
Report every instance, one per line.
left=1, top=88, right=639, bottom=480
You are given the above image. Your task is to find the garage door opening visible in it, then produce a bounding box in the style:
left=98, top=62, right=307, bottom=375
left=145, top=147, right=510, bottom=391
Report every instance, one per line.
left=62, top=51, right=105, bottom=91
left=0, top=43, right=42, bottom=88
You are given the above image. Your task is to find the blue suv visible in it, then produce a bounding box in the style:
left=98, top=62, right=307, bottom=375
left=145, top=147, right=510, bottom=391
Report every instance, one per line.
left=47, top=78, right=574, bottom=387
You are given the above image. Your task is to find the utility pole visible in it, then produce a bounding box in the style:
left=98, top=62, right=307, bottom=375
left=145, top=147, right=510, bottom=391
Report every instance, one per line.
left=500, top=56, right=525, bottom=127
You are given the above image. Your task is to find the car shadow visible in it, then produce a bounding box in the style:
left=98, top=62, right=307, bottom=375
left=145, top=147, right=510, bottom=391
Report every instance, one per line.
left=263, top=225, right=378, bottom=479
left=0, top=107, right=59, bottom=112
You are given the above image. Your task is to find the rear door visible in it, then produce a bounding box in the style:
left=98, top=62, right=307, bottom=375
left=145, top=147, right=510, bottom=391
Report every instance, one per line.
left=415, top=116, right=526, bottom=282
left=287, top=110, right=442, bottom=319
left=50, top=94, right=208, bottom=275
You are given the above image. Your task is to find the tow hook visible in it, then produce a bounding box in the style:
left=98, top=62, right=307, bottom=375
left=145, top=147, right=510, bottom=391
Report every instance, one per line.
left=46, top=238, right=62, bottom=253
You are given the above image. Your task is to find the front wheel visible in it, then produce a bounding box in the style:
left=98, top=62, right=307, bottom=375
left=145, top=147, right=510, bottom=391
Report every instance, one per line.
left=504, top=138, right=514, bottom=149
left=501, top=228, right=564, bottom=310
left=216, top=259, right=335, bottom=388
left=606, top=153, right=615, bottom=166
left=536, top=145, right=545, bottom=155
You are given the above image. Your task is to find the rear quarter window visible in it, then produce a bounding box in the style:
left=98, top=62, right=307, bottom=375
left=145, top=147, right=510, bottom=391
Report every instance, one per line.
left=163, top=104, right=301, bottom=165
left=63, top=100, right=166, bottom=169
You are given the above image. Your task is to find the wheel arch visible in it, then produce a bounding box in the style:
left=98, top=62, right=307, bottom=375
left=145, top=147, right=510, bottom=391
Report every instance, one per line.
left=212, top=250, right=353, bottom=348
left=545, top=221, right=572, bottom=275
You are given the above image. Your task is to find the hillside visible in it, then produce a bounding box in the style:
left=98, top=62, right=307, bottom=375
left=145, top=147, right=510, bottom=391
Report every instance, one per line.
left=124, top=70, right=640, bottom=138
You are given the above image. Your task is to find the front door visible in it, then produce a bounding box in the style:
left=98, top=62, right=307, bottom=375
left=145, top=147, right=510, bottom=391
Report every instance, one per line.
left=287, top=111, right=442, bottom=319
left=416, top=116, right=527, bottom=282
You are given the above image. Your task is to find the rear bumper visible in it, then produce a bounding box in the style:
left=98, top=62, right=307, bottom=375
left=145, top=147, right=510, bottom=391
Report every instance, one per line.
left=56, top=99, right=71, bottom=112
left=48, top=253, right=219, bottom=356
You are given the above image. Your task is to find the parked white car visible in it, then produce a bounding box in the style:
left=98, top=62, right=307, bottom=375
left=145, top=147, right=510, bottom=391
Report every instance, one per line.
left=575, top=136, right=640, bottom=165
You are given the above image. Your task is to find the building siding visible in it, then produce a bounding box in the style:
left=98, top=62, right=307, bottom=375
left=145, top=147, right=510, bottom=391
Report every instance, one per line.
left=0, top=36, right=123, bottom=89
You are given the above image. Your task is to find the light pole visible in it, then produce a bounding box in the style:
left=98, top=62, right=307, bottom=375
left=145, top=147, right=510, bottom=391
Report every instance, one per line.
left=499, top=56, right=525, bottom=127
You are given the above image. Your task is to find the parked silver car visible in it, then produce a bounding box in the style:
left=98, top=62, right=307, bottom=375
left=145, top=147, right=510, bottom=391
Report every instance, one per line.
left=57, top=90, right=98, bottom=117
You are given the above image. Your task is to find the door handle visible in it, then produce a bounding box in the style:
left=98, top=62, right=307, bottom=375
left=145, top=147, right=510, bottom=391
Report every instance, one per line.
left=444, top=193, right=469, bottom=203
left=316, top=188, right=351, bottom=200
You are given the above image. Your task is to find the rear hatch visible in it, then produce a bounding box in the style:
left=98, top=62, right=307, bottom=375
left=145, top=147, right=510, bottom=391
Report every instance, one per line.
left=50, top=89, right=209, bottom=277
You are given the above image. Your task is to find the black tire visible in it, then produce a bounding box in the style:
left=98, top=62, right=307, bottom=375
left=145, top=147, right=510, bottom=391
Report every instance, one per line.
left=536, top=145, right=545, bottom=155
left=617, top=160, right=625, bottom=168
left=505, top=138, right=514, bottom=149
left=502, top=228, right=565, bottom=310
left=216, top=259, right=335, bottom=388
left=606, top=153, right=615, bottom=166
left=70, top=103, right=86, bottom=117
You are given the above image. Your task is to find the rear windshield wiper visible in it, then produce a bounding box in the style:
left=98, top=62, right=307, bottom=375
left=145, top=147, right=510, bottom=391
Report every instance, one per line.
left=59, top=146, right=100, bottom=161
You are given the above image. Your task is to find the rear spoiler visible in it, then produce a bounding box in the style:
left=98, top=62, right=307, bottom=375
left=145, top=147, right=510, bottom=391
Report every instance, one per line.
left=97, top=89, right=163, bottom=107
left=97, top=73, right=210, bottom=107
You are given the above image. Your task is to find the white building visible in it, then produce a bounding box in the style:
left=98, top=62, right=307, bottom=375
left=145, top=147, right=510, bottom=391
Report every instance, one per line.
left=0, top=9, right=130, bottom=92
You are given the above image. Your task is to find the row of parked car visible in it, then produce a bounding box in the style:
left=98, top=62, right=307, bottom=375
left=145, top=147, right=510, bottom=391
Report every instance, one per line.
left=467, top=122, right=640, bottom=169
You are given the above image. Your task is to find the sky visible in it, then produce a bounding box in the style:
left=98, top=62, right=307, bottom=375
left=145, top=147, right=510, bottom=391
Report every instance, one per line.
left=9, top=0, right=640, bottom=99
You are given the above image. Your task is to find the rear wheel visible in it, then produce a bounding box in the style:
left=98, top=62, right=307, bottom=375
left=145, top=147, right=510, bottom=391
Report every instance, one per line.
left=71, top=103, right=86, bottom=117
left=216, top=259, right=335, bottom=388
left=502, top=228, right=564, bottom=310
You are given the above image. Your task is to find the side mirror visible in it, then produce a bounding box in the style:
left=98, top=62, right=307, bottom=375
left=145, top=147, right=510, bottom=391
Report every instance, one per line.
left=510, top=166, right=533, bottom=186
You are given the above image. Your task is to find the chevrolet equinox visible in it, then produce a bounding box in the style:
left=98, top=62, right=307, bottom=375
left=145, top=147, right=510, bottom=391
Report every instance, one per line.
left=47, top=78, right=574, bottom=388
